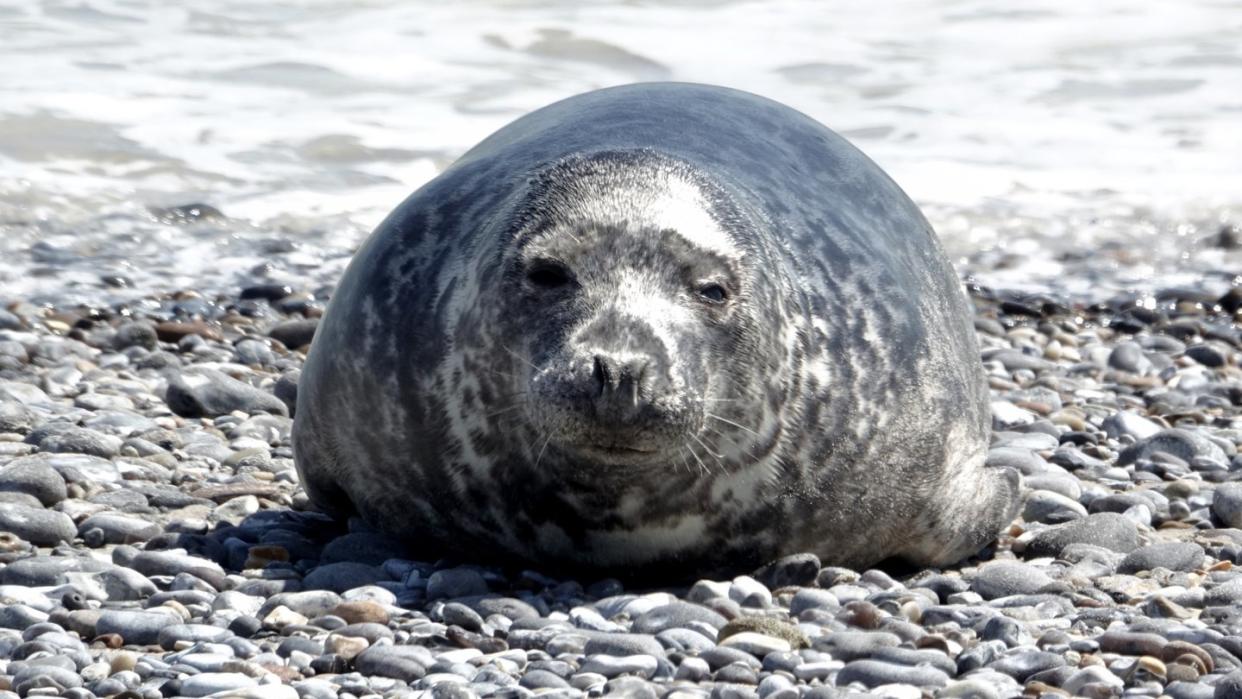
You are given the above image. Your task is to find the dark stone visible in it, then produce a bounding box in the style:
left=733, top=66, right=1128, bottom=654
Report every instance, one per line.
left=301, top=562, right=384, bottom=593
left=753, top=553, right=821, bottom=589
left=113, top=322, right=159, bottom=351
left=240, top=284, right=294, bottom=302
left=268, top=319, right=319, bottom=350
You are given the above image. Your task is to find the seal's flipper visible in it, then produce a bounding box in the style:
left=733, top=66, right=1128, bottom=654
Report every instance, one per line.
left=900, top=466, right=1022, bottom=566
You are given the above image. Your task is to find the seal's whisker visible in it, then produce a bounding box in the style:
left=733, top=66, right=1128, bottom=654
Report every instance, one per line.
left=682, top=453, right=694, bottom=477
left=706, top=412, right=761, bottom=438
left=500, top=344, right=538, bottom=371
left=705, top=424, right=762, bottom=465
left=484, top=404, right=527, bottom=418
left=534, top=433, right=553, bottom=469
left=684, top=442, right=710, bottom=476
left=692, top=433, right=726, bottom=463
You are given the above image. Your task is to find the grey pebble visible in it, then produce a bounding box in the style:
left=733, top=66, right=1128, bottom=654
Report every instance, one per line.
left=971, top=561, right=1053, bottom=599
left=790, top=588, right=841, bottom=616
left=0, top=555, right=109, bottom=585
left=96, top=608, right=182, bottom=645
left=1119, top=428, right=1227, bottom=468
left=31, top=425, right=123, bottom=458
left=178, top=673, right=258, bottom=697
left=1108, top=342, right=1151, bottom=373
left=0, top=502, right=76, bottom=545
left=835, top=659, right=949, bottom=688
left=354, top=644, right=435, bottom=682
left=13, top=663, right=84, bottom=694
left=632, top=601, right=727, bottom=634
left=76, top=513, right=162, bottom=544
left=1214, top=671, right=1242, bottom=699
left=814, top=631, right=900, bottom=661
left=585, top=632, right=664, bottom=658
left=1024, top=512, right=1139, bottom=557
left=986, top=650, right=1065, bottom=681
left=165, top=368, right=288, bottom=418
left=1022, top=490, right=1086, bottom=523
left=1101, top=411, right=1162, bottom=441
left=0, top=456, right=67, bottom=505
left=1213, top=483, right=1242, bottom=529
left=579, top=654, right=658, bottom=679
left=0, top=401, right=36, bottom=433
left=1118, top=541, right=1205, bottom=573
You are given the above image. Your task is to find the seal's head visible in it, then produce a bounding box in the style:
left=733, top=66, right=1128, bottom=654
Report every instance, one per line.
left=484, top=150, right=773, bottom=475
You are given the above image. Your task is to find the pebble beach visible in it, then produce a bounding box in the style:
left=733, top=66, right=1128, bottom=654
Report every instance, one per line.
left=3, top=1, right=1242, bottom=698
left=1, top=256, right=1241, bottom=699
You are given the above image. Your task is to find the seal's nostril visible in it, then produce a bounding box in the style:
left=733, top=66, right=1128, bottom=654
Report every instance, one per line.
left=592, top=355, right=610, bottom=396
left=592, top=353, right=650, bottom=408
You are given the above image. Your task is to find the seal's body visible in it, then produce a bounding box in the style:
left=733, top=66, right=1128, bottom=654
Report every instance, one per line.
left=293, top=83, right=1018, bottom=574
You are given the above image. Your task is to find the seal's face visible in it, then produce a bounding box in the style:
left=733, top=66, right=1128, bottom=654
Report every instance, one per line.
left=496, top=155, right=754, bottom=471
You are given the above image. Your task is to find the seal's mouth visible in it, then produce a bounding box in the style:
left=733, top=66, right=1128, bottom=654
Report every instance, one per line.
left=566, top=440, right=661, bottom=463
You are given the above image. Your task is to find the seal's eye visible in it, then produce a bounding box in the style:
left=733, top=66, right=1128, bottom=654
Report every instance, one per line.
left=697, top=282, right=728, bottom=304
left=527, top=261, right=573, bottom=289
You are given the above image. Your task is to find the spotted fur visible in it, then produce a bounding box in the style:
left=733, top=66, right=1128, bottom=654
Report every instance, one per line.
left=293, top=83, right=1020, bottom=574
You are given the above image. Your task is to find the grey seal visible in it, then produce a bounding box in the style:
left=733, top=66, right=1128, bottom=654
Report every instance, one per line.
left=293, top=82, right=1019, bottom=574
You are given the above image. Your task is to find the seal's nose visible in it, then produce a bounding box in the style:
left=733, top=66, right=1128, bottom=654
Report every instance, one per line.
left=592, top=352, right=646, bottom=406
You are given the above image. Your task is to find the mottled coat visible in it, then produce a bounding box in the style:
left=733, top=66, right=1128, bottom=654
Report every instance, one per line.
left=293, top=83, right=1019, bottom=575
